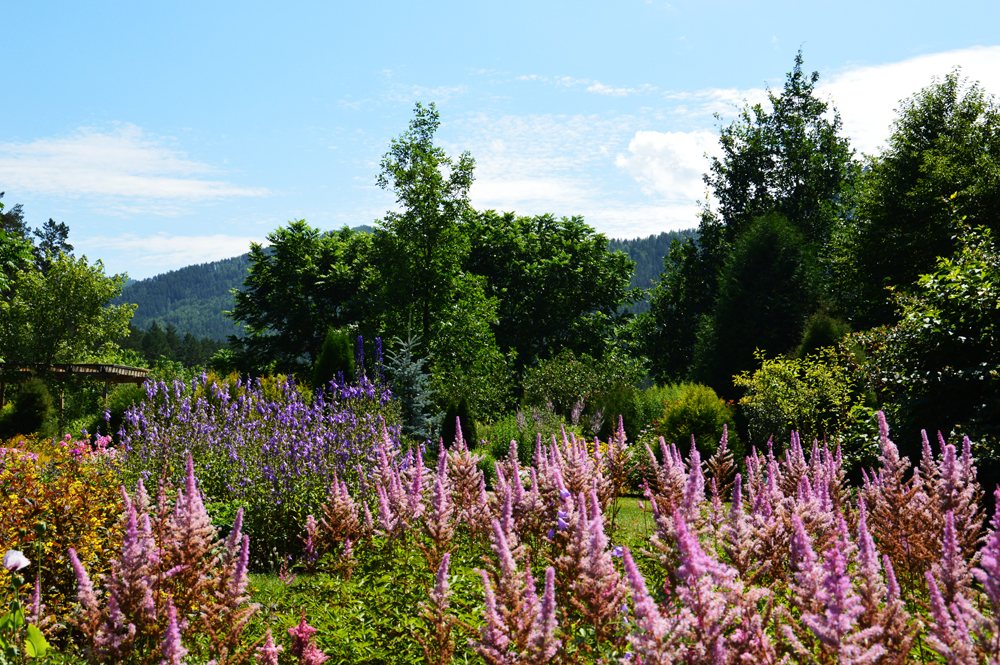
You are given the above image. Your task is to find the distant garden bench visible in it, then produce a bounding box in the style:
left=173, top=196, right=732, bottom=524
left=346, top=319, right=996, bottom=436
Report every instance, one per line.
left=0, top=363, right=151, bottom=407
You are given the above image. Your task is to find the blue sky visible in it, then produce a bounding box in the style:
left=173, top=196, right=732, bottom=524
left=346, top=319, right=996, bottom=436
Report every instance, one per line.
left=3, top=0, right=1000, bottom=279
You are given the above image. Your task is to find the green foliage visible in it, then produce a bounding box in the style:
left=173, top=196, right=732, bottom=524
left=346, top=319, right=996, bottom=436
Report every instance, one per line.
left=89, top=383, right=145, bottom=439
left=0, top=231, right=32, bottom=297
left=830, top=70, right=1000, bottom=327
left=522, top=348, right=600, bottom=416
left=794, top=309, right=852, bottom=359
left=373, top=102, right=475, bottom=343
left=645, top=52, right=856, bottom=384
left=654, top=383, right=739, bottom=458
left=852, top=223, right=1000, bottom=464
left=229, top=221, right=370, bottom=374
left=313, top=326, right=355, bottom=389
left=442, top=397, right=478, bottom=448
left=734, top=348, right=876, bottom=465
left=0, top=378, right=57, bottom=438
left=690, top=213, right=822, bottom=397
left=465, top=211, right=639, bottom=372
left=426, top=273, right=515, bottom=422
left=384, top=333, right=433, bottom=442
left=0, top=252, right=134, bottom=365
left=479, top=406, right=575, bottom=467
left=117, top=321, right=223, bottom=368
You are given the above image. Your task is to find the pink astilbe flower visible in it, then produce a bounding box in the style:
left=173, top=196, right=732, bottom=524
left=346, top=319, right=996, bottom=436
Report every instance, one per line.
left=474, top=519, right=562, bottom=664
left=160, top=596, right=188, bottom=665
left=255, top=629, right=283, bottom=665
left=415, top=553, right=457, bottom=665
left=166, top=454, right=218, bottom=611
left=671, top=511, right=744, bottom=663
left=925, top=571, right=979, bottom=664
left=417, top=458, right=455, bottom=570
left=288, top=615, right=329, bottom=665
left=527, top=567, right=560, bottom=661
left=933, top=511, right=972, bottom=608
left=301, top=514, right=319, bottom=572
left=784, top=514, right=885, bottom=664
left=319, top=470, right=362, bottom=548
left=621, top=546, right=685, bottom=664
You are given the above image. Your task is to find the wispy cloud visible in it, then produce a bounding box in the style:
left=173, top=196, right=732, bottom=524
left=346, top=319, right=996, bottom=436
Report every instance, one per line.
left=819, top=45, right=1000, bottom=155
left=516, top=74, right=658, bottom=97
left=80, top=232, right=266, bottom=277
left=0, top=124, right=268, bottom=211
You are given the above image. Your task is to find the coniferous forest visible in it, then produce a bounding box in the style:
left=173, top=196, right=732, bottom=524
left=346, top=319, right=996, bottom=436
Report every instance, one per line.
left=3, top=53, right=1000, bottom=663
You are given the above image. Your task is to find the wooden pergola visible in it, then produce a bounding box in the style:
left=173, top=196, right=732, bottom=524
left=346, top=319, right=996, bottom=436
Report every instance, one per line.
left=0, top=362, right=151, bottom=407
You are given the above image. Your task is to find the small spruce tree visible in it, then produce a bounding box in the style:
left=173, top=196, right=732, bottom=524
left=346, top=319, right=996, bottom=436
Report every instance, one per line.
left=385, top=333, right=433, bottom=441
left=312, top=327, right=355, bottom=390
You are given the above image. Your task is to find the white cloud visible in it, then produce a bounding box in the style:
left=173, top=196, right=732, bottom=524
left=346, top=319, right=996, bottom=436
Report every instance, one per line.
left=516, top=74, right=656, bottom=97
left=662, top=86, right=769, bottom=119
left=80, top=233, right=266, bottom=278
left=0, top=124, right=268, bottom=207
left=819, top=46, right=1000, bottom=156
left=615, top=130, right=718, bottom=200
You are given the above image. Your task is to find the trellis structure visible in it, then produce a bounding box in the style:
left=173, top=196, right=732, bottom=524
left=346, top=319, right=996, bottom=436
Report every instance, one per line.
left=0, top=362, right=151, bottom=407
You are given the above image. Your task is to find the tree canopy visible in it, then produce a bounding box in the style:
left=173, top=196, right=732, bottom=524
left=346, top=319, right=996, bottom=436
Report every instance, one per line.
left=0, top=252, right=134, bottom=365
left=228, top=221, right=370, bottom=374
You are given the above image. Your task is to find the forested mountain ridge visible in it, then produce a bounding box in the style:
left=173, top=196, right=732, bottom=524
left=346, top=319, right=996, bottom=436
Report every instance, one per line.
left=115, top=226, right=688, bottom=340
left=609, top=229, right=695, bottom=313
left=114, top=254, right=251, bottom=340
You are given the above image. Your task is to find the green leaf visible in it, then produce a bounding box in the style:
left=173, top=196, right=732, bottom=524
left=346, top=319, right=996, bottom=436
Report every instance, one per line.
left=25, top=624, right=49, bottom=658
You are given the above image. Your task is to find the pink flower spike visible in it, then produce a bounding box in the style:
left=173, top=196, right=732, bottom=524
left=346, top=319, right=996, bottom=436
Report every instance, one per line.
left=68, top=547, right=99, bottom=614
left=255, top=629, right=283, bottom=665
left=161, top=595, right=188, bottom=665
left=288, top=615, right=318, bottom=659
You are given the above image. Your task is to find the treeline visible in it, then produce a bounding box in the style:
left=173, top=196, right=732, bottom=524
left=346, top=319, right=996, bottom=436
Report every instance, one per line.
left=117, top=321, right=224, bottom=367
left=112, top=227, right=679, bottom=341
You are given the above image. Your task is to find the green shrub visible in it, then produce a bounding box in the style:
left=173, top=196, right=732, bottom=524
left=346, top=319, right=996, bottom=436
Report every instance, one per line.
left=522, top=348, right=645, bottom=439
left=89, top=382, right=146, bottom=439
left=733, top=348, right=875, bottom=465
left=442, top=397, right=478, bottom=447
left=0, top=378, right=57, bottom=438
left=654, top=383, right=739, bottom=458
left=313, top=326, right=355, bottom=389
left=794, top=309, right=851, bottom=358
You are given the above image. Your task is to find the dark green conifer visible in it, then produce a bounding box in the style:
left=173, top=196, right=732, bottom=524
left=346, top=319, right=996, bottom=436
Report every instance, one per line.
left=313, top=327, right=355, bottom=389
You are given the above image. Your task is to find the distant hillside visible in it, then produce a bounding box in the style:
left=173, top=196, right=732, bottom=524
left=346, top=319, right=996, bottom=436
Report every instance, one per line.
left=116, top=225, right=692, bottom=340
left=609, top=229, right=695, bottom=314
left=115, top=254, right=251, bottom=341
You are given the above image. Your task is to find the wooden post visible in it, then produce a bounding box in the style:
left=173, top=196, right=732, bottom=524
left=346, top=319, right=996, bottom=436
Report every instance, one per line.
left=103, top=379, right=109, bottom=402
